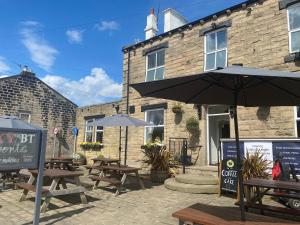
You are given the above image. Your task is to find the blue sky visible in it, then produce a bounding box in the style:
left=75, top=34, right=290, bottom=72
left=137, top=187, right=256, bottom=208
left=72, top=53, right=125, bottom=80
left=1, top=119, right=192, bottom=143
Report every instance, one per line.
left=0, top=0, right=246, bottom=106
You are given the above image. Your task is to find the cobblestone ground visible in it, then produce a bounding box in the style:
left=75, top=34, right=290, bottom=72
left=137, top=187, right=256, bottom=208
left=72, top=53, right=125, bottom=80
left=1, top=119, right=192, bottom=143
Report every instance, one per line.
left=0, top=176, right=299, bottom=225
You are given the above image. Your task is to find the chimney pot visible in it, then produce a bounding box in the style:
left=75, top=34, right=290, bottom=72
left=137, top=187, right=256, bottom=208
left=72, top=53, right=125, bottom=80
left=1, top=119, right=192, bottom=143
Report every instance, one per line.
left=145, top=8, right=158, bottom=40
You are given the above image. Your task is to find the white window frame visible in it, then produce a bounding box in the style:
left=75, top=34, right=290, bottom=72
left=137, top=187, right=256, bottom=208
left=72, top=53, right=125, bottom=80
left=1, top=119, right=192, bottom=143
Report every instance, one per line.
left=145, top=49, right=165, bottom=82
left=287, top=3, right=300, bottom=53
left=95, top=125, right=104, bottom=142
left=84, top=119, right=94, bottom=142
left=294, top=106, right=300, bottom=137
left=19, top=112, right=31, bottom=123
left=144, top=108, right=165, bottom=143
left=204, top=28, right=228, bottom=71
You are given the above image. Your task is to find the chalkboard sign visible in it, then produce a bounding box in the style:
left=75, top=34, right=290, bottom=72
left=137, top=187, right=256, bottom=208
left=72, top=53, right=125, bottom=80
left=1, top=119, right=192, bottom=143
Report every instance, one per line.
left=0, top=128, right=40, bottom=171
left=220, top=158, right=238, bottom=192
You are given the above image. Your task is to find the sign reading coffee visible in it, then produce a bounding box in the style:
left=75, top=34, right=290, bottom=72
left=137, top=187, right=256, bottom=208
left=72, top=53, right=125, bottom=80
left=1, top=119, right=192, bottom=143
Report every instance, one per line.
left=0, top=130, right=40, bottom=171
left=220, top=158, right=238, bottom=192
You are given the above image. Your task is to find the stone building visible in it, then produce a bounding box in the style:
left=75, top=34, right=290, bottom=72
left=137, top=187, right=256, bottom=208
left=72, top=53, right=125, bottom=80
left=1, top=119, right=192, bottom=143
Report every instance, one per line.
left=0, top=70, right=77, bottom=158
left=120, top=0, right=300, bottom=166
left=75, top=101, right=122, bottom=164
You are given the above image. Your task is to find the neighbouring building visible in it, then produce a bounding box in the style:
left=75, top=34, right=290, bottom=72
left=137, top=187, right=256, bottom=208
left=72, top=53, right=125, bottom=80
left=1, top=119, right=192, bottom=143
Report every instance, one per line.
left=0, top=69, right=77, bottom=158
left=75, top=101, right=122, bottom=164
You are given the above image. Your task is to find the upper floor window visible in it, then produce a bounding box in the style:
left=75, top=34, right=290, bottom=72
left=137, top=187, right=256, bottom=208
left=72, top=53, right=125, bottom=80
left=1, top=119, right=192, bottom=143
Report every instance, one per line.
left=288, top=3, right=300, bottom=53
left=19, top=113, right=31, bottom=123
left=146, top=50, right=165, bottom=82
left=85, top=118, right=103, bottom=143
left=204, top=29, right=227, bottom=71
left=144, top=108, right=164, bottom=143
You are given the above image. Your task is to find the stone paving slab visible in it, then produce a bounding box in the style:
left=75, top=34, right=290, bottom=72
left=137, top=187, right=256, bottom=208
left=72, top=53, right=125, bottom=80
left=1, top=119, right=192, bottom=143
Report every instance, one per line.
left=0, top=177, right=299, bottom=225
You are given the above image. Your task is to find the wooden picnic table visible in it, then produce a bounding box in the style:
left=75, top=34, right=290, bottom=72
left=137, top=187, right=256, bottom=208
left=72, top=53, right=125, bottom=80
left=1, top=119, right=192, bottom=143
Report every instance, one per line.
left=243, top=178, right=300, bottom=216
left=89, top=165, right=145, bottom=195
left=45, top=160, right=74, bottom=170
left=172, top=203, right=297, bottom=225
left=16, top=169, right=87, bottom=212
left=88, top=157, right=120, bottom=174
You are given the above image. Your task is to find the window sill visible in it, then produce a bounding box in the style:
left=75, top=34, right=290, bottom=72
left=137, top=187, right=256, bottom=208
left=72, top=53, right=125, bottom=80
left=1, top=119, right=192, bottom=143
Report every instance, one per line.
left=284, top=52, right=300, bottom=63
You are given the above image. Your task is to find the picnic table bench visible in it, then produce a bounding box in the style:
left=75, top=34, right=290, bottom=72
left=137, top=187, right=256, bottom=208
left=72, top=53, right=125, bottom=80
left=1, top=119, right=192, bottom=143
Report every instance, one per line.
left=243, top=178, right=300, bottom=216
left=87, top=157, right=120, bottom=175
left=16, top=169, right=87, bottom=212
left=90, top=165, right=144, bottom=195
left=172, top=203, right=297, bottom=225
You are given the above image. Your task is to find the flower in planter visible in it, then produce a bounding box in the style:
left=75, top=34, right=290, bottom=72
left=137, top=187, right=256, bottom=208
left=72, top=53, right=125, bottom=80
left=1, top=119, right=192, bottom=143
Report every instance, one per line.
left=80, top=142, right=103, bottom=150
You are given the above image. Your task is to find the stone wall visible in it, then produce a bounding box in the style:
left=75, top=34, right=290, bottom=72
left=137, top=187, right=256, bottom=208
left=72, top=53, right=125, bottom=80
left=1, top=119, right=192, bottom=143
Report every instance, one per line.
left=122, top=0, right=300, bottom=166
left=0, top=71, right=77, bottom=158
left=75, top=102, right=121, bottom=165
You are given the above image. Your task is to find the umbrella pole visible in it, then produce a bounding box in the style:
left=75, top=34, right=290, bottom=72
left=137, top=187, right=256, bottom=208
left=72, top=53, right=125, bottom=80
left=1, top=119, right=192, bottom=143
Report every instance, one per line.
left=119, top=126, right=122, bottom=163
left=233, top=105, right=246, bottom=221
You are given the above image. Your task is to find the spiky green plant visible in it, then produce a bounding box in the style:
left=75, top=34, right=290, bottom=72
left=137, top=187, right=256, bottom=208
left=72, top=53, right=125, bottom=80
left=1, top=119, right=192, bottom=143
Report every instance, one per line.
left=141, top=143, right=170, bottom=171
left=242, top=151, right=269, bottom=180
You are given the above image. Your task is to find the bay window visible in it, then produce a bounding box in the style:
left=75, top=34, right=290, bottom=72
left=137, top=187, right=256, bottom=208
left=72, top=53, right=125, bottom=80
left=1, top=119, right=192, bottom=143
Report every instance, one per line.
left=204, top=29, right=227, bottom=71
left=144, top=109, right=164, bottom=143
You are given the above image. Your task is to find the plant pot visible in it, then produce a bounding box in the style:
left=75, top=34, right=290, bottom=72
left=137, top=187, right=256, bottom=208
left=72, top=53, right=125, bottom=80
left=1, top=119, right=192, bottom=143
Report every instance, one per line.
left=150, top=170, right=170, bottom=183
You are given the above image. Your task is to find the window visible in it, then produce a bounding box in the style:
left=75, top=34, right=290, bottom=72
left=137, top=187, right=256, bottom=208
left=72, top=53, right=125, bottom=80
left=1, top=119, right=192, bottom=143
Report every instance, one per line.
left=84, top=118, right=104, bottom=142
left=288, top=3, right=300, bottom=53
left=144, top=109, right=164, bottom=143
left=85, top=119, right=93, bottom=142
left=204, top=29, right=227, bottom=71
left=19, top=113, right=31, bottom=123
left=95, top=126, right=103, bottom=142
left=146, top=50, right=165, bottom=82
left=295, top=107, right=300, bottom=137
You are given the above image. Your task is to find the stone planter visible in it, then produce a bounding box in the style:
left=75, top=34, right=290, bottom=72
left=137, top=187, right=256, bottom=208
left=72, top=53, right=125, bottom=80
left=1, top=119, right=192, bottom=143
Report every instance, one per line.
left=150, top=170, right=170, bottom=183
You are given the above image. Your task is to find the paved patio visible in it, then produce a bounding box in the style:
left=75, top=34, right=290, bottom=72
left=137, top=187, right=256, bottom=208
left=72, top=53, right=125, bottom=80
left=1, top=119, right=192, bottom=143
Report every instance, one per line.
left=0, top=175, right=299, bottom=225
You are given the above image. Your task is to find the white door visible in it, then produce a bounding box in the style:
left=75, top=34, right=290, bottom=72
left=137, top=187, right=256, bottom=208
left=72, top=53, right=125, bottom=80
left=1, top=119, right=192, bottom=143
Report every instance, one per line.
left=207, top=106, right=230, bottom=165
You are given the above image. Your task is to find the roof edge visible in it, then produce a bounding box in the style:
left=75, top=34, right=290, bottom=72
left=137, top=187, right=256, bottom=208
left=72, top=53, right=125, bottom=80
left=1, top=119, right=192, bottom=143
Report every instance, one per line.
left=122, top=0, right=261, bottom=52
left=0, top=74, right=78, bottom=107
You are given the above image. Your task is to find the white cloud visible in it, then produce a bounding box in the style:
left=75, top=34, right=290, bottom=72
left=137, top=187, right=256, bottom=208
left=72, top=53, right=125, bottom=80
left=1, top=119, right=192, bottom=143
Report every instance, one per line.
left=42, top=67, right=122, bottom=106
left=0, top=56, right=11, bottom=74
left=95, top=20, right=119, bottom=31
left=66, top=29, right=84, bottom=44
left=20, top=21, right=58, bottom=71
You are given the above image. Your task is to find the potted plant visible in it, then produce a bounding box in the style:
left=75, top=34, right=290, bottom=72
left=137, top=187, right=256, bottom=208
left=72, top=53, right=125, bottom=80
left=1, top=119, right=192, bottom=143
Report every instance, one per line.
left=186, top=117, right=199, bottom=133
left=73, top=152, right=87, bottom=165
left=242, top=151, right=269, bottom=200
left=141, top=141, right=170, bottom=183
left=172, top=103, right=184, bottom=114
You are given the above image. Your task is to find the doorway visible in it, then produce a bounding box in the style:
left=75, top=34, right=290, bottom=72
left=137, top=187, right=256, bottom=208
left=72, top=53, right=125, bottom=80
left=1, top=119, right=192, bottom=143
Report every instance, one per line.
left=207, top=106, right=230, bottom=165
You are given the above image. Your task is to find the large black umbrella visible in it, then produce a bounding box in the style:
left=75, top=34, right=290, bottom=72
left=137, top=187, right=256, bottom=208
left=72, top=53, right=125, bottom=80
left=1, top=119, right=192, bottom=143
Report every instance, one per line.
left=131, top=65, right=300, bottom=221
left=87, top=114, right=150, bottom=165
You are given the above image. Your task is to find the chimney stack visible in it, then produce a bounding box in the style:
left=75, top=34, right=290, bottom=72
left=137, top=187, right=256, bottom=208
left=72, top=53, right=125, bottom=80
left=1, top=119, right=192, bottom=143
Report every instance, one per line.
left=20, top=66, right=35, bottom=77
left=163, top=8, right=187, bottom=33
left=145, top=8, right=158, bottom=40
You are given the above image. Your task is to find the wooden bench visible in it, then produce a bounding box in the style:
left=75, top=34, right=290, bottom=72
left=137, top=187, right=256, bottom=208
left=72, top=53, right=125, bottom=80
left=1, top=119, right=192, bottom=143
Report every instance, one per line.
left=244, top=202, right=300, bottom=216
left=16, top=182, right=49, bottom=193
left=172, top=203, right=297, bottom=225
left=89, top=175, right=121, bottom=186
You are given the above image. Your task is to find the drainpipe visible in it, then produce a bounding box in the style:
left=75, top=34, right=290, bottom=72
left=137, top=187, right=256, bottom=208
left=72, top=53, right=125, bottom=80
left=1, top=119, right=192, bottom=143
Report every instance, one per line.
left=124, top=50, right=131, bottom=165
